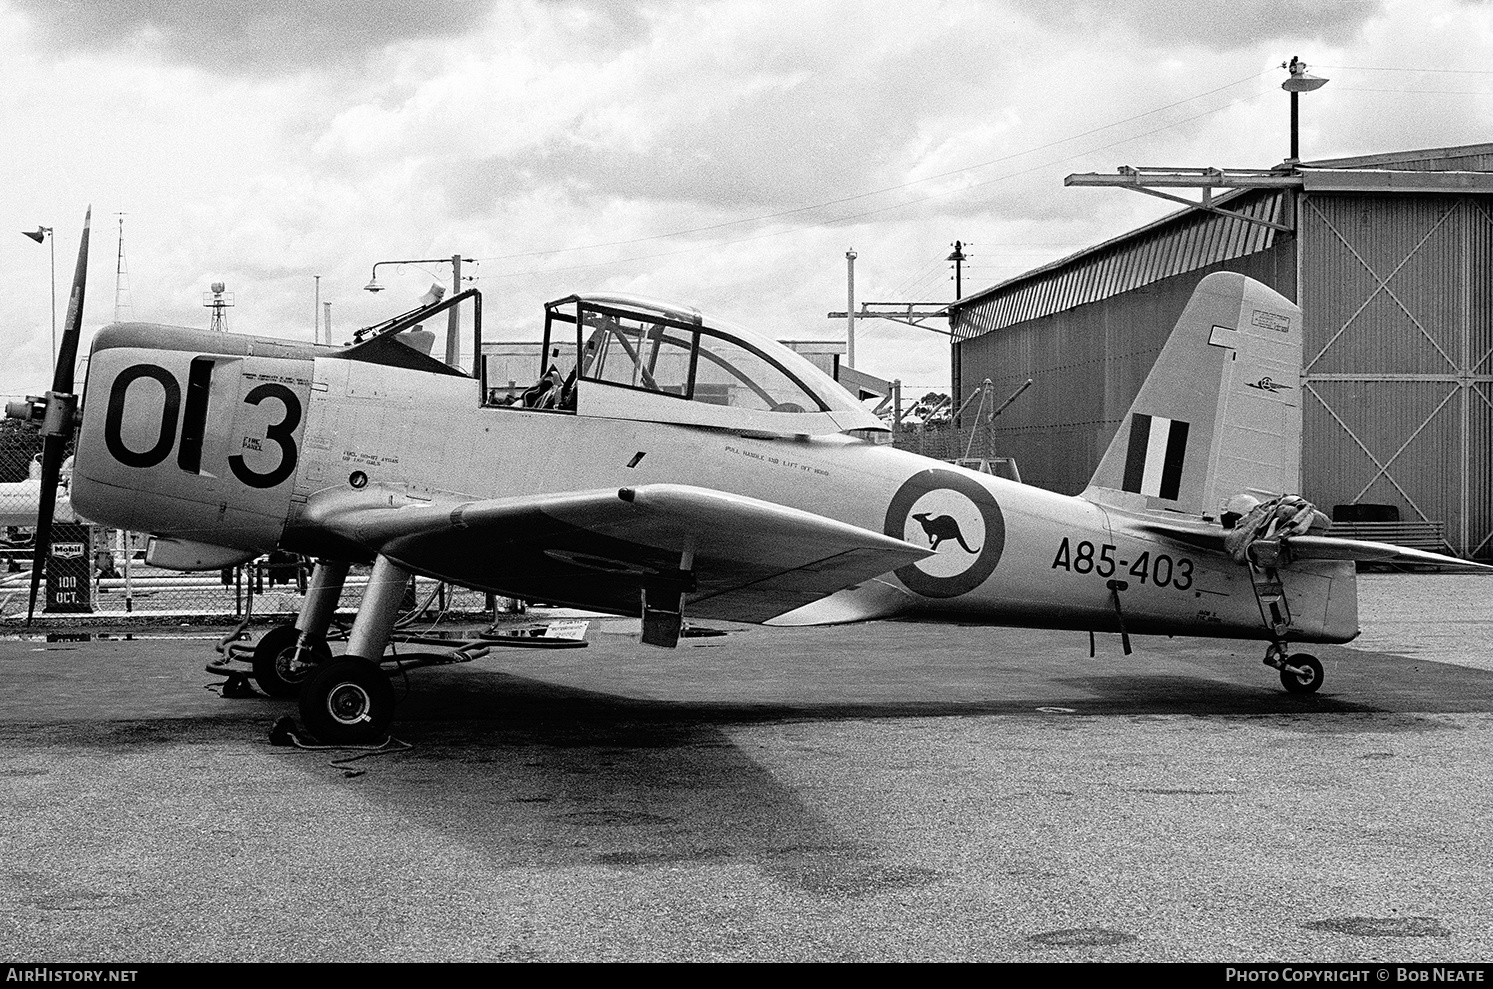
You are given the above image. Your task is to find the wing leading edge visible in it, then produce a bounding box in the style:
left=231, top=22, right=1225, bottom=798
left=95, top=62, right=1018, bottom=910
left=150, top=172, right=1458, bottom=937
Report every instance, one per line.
left=299, top=483, right=933, bottom=632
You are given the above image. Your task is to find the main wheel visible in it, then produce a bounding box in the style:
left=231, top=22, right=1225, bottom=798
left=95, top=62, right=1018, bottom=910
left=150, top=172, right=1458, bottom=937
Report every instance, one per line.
left=299, top=657, right=395, bottom=744
left=252, top=624, right=332, bottom=698
left=1280, top=653, right=1324, bottom=694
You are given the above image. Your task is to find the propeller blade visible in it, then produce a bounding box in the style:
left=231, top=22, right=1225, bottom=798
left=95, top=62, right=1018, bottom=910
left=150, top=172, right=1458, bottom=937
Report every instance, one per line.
left=27, top=208, right=91, bottom=623
left=53, top=207, right=91, bottom=395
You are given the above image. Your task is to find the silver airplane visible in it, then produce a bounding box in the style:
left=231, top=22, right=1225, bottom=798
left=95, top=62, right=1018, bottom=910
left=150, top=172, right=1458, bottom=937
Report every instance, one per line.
left=11, top=210, right=1488, bottom=742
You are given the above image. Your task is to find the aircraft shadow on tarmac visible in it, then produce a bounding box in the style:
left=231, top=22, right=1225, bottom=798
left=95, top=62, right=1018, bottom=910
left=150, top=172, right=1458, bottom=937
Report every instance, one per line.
left=382, top=638, right=1493, bottom=729
left=358, top=701, right=949, bottom=901
left=386, top=666, right=1366, bottom=727
left=248, top=650, right=1490, bottom=904
left=191, top=665, right=956, bottom=903
left=246, top=649, right=1493, bottom=905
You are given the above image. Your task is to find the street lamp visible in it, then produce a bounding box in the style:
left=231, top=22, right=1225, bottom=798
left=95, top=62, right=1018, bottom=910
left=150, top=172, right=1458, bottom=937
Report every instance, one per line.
left=1281, top=56, right=1329, bottom=163
left=363, top=255, right=474, bottom=365
left=363, top=256, right=473, bottom=293
left=21, top=226, right=55, bottom=374
left=845, top=248, right=857, bottom=369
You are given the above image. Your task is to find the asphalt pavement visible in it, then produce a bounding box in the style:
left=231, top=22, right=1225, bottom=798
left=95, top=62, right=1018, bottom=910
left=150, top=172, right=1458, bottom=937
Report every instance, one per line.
left=0, top=573, right=1491, bottom=963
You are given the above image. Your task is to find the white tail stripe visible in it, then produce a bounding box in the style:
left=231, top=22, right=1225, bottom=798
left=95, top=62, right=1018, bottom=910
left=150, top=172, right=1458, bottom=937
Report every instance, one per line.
left=1141, top=415, right=1171, bottom=497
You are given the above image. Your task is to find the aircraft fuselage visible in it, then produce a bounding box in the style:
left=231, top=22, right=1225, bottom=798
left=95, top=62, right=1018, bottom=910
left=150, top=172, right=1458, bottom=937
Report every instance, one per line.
left=71, top=328, right=1358, bottom=645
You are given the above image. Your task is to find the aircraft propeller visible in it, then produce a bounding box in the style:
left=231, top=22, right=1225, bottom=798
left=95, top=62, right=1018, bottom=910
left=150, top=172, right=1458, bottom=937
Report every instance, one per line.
left=7, top=208, right=90, bottom=623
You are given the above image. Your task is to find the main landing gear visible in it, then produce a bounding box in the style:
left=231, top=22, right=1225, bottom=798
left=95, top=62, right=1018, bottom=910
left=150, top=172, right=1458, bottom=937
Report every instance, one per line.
left=216, top=554, right=589, bottom=743
left=211, top=556, right=401, bottom=742
left=299, top=657, right=396, bottom=744
left=1263, top=642, right=1324, bottom=694
left=296, top=555, right=411, bottom=744
left=250, top=559, right=349, bottom=697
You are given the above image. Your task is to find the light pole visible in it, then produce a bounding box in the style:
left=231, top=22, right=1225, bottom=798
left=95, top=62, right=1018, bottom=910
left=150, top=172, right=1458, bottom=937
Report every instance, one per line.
left=845, top=248, right=857, bottom=370
left=21, top=226, right=55, bottom=373
left=946, top=240, right=966, bottom=300
left=364, top=255, right=472, bottom=365
left=1281, top=56, right=1329, bottom=163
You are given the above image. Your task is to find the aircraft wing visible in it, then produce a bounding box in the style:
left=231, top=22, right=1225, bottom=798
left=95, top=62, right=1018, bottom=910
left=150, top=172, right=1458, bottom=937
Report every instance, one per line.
left=303, top=483, right=933, bottom=624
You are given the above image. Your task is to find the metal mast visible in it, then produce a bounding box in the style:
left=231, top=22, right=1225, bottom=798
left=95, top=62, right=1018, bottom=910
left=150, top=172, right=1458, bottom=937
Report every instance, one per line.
left=113, top=213, right=133, bottom=322
left=204, top=282, right=233, bottom=332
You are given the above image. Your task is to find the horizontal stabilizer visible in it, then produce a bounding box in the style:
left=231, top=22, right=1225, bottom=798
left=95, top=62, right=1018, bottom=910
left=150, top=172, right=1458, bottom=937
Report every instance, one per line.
left=1131, top=516, right=1493, bottom=572
left=1283, top=535, right=1493, bottom=572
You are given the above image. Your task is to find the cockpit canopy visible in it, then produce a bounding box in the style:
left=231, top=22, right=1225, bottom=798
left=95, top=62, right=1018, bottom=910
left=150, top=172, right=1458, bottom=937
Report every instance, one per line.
left=487, top=293, right=886, bottom=436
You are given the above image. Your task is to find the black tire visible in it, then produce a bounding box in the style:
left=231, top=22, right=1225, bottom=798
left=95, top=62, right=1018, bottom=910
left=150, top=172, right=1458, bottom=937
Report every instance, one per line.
left=1280, top=653, right=1324, bottom=694
left=252, top=624, right=332, bottom=698
left=299, top=657, right=395, bottom=744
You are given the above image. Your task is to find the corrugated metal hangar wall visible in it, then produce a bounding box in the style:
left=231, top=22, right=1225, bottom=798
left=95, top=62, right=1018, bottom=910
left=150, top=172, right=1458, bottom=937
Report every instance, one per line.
left=948, top=144, right=1493, bottom=559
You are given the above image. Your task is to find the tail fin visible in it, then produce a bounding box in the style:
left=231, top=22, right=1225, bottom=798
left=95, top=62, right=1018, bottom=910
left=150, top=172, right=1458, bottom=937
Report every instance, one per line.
left=1081, top=271, right=1302, bottom=519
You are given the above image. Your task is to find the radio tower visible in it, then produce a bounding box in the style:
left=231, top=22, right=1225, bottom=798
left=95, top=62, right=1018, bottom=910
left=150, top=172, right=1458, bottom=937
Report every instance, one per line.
left=113, top=213, right=134, bottom=322
left=204, top=282, right=234, bottom=332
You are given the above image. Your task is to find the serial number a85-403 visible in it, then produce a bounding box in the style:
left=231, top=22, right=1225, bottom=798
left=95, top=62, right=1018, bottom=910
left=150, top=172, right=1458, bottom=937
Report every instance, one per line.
left=1051, top=537, right=1193, bottom=590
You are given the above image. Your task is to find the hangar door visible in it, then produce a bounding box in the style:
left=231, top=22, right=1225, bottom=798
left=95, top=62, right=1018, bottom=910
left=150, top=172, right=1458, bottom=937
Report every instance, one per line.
left=1300, top=192, right=1493, bottom=559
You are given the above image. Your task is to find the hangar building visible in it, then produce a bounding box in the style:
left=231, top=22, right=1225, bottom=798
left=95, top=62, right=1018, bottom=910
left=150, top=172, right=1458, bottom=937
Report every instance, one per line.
left=947, top=143, right=1493, bottom=559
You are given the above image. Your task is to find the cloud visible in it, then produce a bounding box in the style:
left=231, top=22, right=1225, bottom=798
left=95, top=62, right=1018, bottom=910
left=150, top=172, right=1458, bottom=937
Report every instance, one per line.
left=391, top=0, right=1303, bottom=239
left=2, top=0, right=1492, bottom=401
left=12, top=0, right=499, bottom=74
left=1007, top=0, right=1390, bottom=47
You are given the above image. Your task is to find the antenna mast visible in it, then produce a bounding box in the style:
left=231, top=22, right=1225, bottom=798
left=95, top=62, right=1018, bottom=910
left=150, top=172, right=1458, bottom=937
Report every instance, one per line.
left=113, top=213, right=133, bottom=322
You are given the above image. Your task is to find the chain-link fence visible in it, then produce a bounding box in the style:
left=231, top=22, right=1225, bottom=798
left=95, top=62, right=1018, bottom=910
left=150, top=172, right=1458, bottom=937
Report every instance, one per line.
left=1, top=413, right=52, bottom=616
left=1, top=553, right=501, bottom=623
left=889, top=420, right=1021, bottom=480
left=892, top=421, right=979, bottom=461
left=0, top=541, right=502, bottom=626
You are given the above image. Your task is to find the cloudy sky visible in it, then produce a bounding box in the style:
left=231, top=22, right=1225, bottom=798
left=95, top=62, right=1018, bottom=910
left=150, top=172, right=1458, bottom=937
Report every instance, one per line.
left=2, top=0, right=1491, bottom=402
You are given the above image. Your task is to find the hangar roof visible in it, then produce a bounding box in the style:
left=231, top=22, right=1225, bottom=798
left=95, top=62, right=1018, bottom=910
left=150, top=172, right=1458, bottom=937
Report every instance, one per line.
left=948, top=143, right=1493, bottom=341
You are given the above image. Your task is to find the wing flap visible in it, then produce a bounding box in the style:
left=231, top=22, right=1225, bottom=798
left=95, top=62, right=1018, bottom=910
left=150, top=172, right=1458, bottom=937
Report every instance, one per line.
left=686, top=546, right=913, bottom=623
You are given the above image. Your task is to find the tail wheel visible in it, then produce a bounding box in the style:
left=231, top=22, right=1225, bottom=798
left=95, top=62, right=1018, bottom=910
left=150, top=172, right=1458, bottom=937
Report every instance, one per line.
left=252, top=624, right=332, bottom=697
left=1280, top=653, right=1323, bottom=694
left=299, top=657, right=394, bottom=744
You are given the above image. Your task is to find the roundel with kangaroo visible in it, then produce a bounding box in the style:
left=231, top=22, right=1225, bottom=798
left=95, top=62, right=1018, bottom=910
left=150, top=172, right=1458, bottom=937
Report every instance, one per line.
left=883, top=468, right=1006, bottom=598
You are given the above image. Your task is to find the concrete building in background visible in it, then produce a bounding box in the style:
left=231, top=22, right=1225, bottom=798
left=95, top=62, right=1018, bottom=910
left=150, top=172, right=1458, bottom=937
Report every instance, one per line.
left=947, top=143, right=1493, bottom=559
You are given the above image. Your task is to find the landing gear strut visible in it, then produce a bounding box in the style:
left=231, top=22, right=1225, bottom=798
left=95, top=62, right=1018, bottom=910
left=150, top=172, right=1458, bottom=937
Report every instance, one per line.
left=297, top=554, right=408, bottom=744
left=1263, top=642, right=1323, bottom=694
left=249, top=559, right=350, bottom=696
left=1247, top=552, right=1323, bottom=695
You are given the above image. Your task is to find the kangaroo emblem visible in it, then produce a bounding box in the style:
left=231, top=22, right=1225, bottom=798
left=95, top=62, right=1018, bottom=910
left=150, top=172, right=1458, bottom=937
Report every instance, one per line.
left=912, top=512, right=981, bottom=554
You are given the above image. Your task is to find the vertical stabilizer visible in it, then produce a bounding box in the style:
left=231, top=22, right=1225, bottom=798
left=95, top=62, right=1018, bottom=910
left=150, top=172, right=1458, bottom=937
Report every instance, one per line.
left=1081, top=272, right=1302, bottom=518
